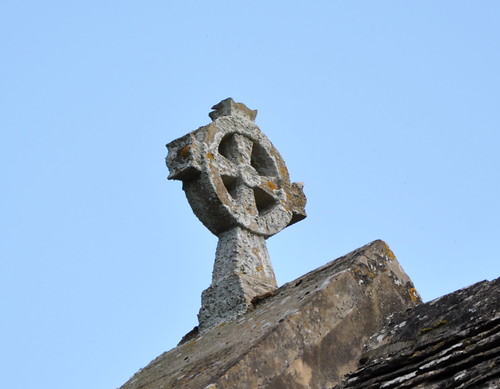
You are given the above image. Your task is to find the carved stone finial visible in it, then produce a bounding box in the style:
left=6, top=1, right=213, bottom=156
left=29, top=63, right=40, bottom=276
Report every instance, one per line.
left=166, top=98, right=306, bottom=330
left=208, top=97, right=258, bottom=122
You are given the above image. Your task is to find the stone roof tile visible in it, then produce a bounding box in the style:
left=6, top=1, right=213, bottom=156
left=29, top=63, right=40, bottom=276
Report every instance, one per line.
left=335, top=277, right=500, bottom=389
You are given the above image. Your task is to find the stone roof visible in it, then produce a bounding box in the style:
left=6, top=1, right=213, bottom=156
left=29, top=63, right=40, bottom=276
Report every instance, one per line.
left=120, top=241, right=498, bottom=388
left=334, top=276, right=500, bottom=389
left=120, top=240, right=420, bottom=389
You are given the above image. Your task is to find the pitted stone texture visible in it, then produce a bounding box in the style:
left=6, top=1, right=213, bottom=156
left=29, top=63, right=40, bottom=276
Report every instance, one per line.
left=166, top=98, right=307, bottom=331
left=120, top=240, right=421, bottom=389
left=166, top=101, right=306, bottom=238
left=208, top=97, right=258, bottom=122
left=199, top=227, right=277, bottom=330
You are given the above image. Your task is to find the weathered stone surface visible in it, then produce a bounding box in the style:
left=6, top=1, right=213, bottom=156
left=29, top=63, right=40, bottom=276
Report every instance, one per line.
left=165, top=98, right=307, bottom=330
left=198, top=226, right=277, bottom=330
left=334, top=276, right=500, bottom=389
left=166, top=98, right=306, bottom=238
left=120, top=240, right=420, bottom=389
left=208, top=97, right=258, bottom=122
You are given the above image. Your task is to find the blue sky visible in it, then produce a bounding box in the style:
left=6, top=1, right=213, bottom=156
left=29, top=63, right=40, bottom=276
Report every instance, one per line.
left=1, top=2, right=499, bottom=388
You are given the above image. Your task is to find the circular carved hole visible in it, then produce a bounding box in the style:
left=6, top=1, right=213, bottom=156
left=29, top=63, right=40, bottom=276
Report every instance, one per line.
left=253, top=186, right=276, bottom=215
left=221, top=175, right=238, bottom=199
left=218, top=134, right=238, bottom=164
left=251, top=142, right=278, bottom=177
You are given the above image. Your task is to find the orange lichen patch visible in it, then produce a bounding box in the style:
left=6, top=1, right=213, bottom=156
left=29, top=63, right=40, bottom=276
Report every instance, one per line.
left=387, top=249, right=396, bottom=260
left=266, top=180, right=278, bottom=190
left=431, top=340, right=446, bottom=351
left=179, top=144, right=191, bottom=158
left=381, top=242, right=397, bottom=260
left=420, top=320, right=448, bottom=334
left=255, top=265, right=263, bottom=272
left=206, top=152, right=214, bottom=160
left=353, top=267, right=375, bottom=278
left=409, top=288, right=419, bottom=302
left=216, top=322, right=226, bottom=328
left=279, top=165, right=289, bottom=178
left=410, top=349, right=423, bottom=358
left=252, top=247, right=260, bottom=254
left=351, top=267, right=377, bottom=285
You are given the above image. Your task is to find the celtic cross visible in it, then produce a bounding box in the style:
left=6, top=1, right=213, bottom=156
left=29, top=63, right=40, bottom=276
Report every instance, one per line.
left=166, top=98, right=306, bottom=330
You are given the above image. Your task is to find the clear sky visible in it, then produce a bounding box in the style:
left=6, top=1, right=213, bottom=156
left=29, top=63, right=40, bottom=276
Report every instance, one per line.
left=1, top=2, right=499, bottom=388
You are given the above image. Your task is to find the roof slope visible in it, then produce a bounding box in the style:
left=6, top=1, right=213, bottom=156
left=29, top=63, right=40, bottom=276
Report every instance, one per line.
left=335, top=277, right=500, bottom=389
left=120, top=240, right=419, bottom=389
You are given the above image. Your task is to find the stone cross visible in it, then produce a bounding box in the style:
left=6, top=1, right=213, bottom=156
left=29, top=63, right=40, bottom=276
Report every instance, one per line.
left=166, top=98, right=306, bottom=330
